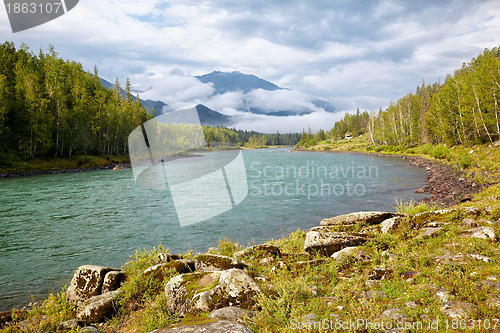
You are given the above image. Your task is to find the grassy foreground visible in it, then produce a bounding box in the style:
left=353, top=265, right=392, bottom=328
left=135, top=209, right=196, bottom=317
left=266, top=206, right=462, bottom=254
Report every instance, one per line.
left=1, top=140, right=500, bottom=332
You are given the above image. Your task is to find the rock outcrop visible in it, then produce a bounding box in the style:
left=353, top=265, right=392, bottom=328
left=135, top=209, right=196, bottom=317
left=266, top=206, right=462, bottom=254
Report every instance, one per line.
left=330, top=246, right=371, bottom=263
left=208, top=306, right=253, bottom=321
left=164, top=269, right=261, bottom=317
left=460, top=226, right=498, bottom=241
left=233, top=244, right=281, bottom=259
left=144, top=259, right=196, bottom=279
left=193, top=254, right=247, bottom=272
left=66, top=265, right=122, bottom=304
left=320, top=211, right=405, bottom=227
left=304, top=227, right=369, bottom=256
left=76, top=289, right=122, bottom=324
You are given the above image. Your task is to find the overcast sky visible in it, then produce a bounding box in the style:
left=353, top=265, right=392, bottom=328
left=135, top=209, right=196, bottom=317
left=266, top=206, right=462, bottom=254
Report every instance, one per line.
left=1, top=0, right=500, bottom=131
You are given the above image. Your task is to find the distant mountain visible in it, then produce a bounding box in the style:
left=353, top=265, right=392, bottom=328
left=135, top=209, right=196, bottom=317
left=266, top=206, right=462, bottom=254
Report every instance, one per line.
left=195, top=71, right=336, bottom=116
left=194, top=104, right=232, bottom=126
left=196, top=71, right=281, bottom=94
left=99, top=78, right=167, bottom=114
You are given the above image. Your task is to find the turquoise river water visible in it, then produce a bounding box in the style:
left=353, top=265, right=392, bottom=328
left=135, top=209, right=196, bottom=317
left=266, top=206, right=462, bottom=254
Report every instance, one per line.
left=0, top=149, right=428, bottom=311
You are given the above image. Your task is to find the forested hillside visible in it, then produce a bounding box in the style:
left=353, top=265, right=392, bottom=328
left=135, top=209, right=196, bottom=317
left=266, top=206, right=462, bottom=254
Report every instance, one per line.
left=0, top=42, right=151, bottom=163
left=0, top=42, right=301, bottom=170
left=324, top=47, right=500, bottom=146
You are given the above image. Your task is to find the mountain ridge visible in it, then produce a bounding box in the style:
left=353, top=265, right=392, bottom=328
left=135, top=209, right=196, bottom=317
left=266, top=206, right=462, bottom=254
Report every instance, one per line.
left=195, top=71, right=281, bottom=94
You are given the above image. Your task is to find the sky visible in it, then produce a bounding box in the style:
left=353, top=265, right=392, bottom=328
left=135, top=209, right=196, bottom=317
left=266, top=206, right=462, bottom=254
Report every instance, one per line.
left=1, top=0, right=500, bottom=132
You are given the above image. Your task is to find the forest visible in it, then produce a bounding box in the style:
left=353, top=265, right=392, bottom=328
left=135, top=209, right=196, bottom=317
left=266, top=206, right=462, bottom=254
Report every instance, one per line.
left=0, top=42, right=301, bottom=168
left=323, top=47, right=500, bottom=146
left=0, top=42, right=151, bottom=164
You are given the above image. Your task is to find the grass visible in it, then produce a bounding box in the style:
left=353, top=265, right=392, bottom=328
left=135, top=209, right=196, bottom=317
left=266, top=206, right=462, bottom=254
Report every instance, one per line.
left=395, top=199, right=438, bottom=215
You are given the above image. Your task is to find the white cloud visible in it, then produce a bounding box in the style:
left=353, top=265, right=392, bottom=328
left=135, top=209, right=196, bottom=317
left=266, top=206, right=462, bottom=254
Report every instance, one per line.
left=231, top=110, right=344, bottom=133
left=1, top=0, right=500, bottom=131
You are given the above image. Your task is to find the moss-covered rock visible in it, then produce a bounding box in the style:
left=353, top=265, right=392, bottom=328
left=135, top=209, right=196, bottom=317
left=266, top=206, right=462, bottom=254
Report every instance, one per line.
left=233, top=244, right=281, bottom=259
left=144, top=259, right=196, bottom=279
left=193, top=254, right=247, bottom=271
left=320, top=211, right=405, bottom=227
left=164, top=269, right=261, bottom=317
left=303, top=227, right=370, bottom=256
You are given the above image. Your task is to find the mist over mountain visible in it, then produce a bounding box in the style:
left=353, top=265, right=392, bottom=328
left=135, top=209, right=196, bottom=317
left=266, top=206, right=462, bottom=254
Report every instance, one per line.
left=194, top=71, right=336, bottom=117
left=118, top=71, right=340, bottom=132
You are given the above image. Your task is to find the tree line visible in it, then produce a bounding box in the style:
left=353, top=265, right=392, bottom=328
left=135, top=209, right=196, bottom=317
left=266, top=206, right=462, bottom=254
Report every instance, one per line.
left=324, top=46, right=500, bottom=146
left=0, top=42, right=302, bottom=166
left=0, top=42, right=151, bottom=163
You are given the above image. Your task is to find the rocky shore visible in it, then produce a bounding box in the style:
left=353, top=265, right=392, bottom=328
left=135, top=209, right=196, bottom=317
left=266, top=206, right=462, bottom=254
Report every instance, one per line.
left=3, top=206, right=499, bottom=332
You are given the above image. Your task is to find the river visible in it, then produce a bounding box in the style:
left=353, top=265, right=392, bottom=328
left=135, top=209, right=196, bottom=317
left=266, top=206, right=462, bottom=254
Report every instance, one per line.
left=0, top=148, right=428, bottom=311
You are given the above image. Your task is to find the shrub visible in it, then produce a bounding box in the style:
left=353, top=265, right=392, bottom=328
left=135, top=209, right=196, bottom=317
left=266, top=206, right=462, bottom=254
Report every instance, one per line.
left=418, top=144, right=433, bottom=155
left=458, top=154, right=474, bottom=169
left=395, top=199, right=433, bottom=215
left=431, top=144, right=449, bottom=159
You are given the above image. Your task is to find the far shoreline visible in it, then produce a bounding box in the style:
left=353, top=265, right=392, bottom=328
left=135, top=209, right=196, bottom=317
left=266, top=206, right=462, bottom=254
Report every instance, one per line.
left=0, top=163, right=130, bottom=179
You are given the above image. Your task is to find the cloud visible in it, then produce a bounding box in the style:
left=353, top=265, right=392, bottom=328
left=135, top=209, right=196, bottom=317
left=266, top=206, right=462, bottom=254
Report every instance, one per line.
left=230, top=110, right=345, bottom=133
left=1, top=0, right=499, bottom=131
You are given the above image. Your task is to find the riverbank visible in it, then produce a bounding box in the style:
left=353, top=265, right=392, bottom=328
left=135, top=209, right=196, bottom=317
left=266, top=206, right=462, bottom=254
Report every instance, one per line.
left=0, top=155, right=130, bottom=178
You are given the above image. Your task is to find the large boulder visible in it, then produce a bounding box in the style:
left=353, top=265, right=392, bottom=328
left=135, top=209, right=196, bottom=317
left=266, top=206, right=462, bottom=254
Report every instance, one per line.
left=149, top=320, right=253, bottom=333
left=304, top=227, right=370, bottom=256
left=164, top=269, right=261, bottom=317
left=320, top=212, right=404, bottom=227
left=66, top=265, right=119, bottom=303
left=76, top=289, right=122, bottom=323
left=193, top=254, right=247, bottom=271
